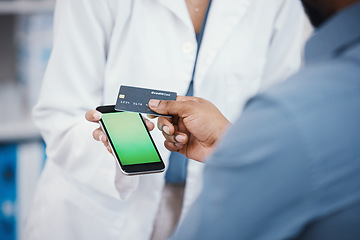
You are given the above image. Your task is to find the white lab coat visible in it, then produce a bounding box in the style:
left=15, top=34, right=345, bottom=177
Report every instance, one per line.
left=25, top=0, right=309, bottom=239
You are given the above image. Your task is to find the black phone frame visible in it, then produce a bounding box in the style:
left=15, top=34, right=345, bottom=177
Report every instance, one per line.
left=96, top=105, right=165, bottom=175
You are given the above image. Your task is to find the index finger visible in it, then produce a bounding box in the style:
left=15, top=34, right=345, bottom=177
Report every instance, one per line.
left=85, top=110, right=102, bottom=123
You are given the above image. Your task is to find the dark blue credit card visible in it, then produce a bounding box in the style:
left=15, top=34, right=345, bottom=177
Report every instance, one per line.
left=115, top=85, right=177, bottom=117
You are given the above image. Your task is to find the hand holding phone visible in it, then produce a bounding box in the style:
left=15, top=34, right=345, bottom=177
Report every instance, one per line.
left=86, top=110, right=155, bottom=153
left=88, top=105, right=165, bottom=175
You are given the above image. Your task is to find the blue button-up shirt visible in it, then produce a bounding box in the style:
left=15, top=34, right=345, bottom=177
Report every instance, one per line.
left=171, top=2, right=360, bottom=240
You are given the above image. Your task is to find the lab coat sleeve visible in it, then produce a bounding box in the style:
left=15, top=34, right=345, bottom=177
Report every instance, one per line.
left=259, top=0, right=312, bottom=91
left=33, top=0, right=139, bottom=200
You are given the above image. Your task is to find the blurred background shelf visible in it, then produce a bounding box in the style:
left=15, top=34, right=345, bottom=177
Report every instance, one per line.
left=0, top=121, right=41, bottom=142
left=0, top=2, right=53, bottom=239
left=0, top=1, right=55, bottom=14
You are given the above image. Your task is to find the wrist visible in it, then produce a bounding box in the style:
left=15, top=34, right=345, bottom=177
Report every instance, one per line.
left=215, top=118, right=231, bottom=143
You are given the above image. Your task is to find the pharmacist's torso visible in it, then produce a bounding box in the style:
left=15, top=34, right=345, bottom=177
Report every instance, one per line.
left=104, top=0, right=295, bottom=121
left=100, top=0, right=306, bottom=232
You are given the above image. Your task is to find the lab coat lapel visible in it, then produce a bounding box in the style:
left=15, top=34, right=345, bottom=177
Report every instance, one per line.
left=194, top=0, right=251, bottom=88
left=156, top=0, right=194, bottom=32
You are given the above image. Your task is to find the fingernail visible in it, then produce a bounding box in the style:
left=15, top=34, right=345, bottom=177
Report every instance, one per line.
left=149, top=99, right=160, bottom=108
left=93, top=112, right=102, bottom=120
left=100, top=135, right=106, bottom=143
left=175, top=134, right=186, bottom=143
left=162, top=126, right=170, bottom=135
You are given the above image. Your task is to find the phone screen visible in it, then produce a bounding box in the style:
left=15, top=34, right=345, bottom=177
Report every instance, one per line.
left=101, top=111, right=161, bottom=165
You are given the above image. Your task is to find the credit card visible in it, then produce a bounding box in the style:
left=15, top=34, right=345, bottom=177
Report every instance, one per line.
left=115, top=85, right=177, bottom=117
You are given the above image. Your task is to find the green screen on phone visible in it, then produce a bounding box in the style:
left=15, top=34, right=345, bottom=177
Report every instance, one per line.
left=101, top=112, right=161, bottom=165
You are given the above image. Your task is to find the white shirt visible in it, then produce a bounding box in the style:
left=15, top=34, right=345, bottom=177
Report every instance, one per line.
left=25, top=0, right=309, bottom=239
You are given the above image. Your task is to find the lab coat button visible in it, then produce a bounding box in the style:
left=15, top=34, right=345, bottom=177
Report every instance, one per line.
left=182, top=42, right=195, bottom=54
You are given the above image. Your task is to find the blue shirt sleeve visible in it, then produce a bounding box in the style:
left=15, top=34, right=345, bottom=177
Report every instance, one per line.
left=170, top=93, right=316, bottom=240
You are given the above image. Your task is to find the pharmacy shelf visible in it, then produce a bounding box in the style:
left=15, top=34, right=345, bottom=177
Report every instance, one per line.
left=0, top=1, right=55, bottom=14
left=0, top=120, right=41, bottom=142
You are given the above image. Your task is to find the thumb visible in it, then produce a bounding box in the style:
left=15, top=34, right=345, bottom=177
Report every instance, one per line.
left=148, top=99, right=196, bottom=118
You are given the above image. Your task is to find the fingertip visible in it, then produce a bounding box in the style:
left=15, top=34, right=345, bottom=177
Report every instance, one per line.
left=93, top=111, right=102, bottom=120
left=164, top=140, right=183, bottom=152
left=100, top=135, right=106, bottom=143
left=93, top=128, right=101, bottom=141
left=147, top=122, right=155, bottom=131
left=174, top=142, right=184, bottom=148
left=149, top=99, right=160, bottom=108
left=175, top=134, right=187, bottom=143
left=162, top=125, right=170, bottom=135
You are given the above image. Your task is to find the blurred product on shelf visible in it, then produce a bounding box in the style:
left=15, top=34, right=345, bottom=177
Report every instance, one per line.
left=0, top=12, right=53, bottom=141
left=0, top=142, right=46, bottom=240
left=0, top=4, right=53, bottom=240
left=0, top=81, right=27, bottom=125
left=0, top=144, right=17, bottom=240
left=15, top=13, right=53, bottom=111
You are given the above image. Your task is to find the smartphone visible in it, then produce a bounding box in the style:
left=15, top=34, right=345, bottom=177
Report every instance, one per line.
left=96, top=105, right=165, bottom=175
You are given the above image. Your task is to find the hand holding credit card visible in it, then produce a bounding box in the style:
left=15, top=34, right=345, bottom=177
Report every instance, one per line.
left=115, top=85, right=177, bottom=117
